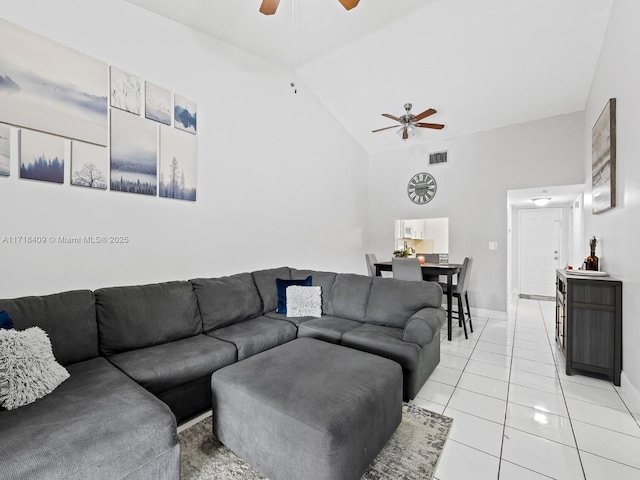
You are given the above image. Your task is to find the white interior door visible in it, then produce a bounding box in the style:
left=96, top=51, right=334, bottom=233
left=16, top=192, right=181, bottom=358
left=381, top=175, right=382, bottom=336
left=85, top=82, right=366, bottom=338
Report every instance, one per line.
left=519, top=208, right=562, bottom=297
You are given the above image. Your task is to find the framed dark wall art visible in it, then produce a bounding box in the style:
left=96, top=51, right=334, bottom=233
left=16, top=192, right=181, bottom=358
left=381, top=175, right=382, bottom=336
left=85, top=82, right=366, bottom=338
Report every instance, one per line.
left=591, top=98, right=616, bottom=214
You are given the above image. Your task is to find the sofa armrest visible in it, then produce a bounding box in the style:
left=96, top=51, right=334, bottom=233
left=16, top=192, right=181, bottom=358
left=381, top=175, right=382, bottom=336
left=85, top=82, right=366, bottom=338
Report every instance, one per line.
left=402, top=307, right=445, bottom=346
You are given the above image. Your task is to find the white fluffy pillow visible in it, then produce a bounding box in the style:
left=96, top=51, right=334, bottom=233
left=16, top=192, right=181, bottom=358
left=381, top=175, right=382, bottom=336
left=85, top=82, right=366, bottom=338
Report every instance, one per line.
left=0, top=326, right=70, bottom=410
left=286, top=286, right=322, bottom=318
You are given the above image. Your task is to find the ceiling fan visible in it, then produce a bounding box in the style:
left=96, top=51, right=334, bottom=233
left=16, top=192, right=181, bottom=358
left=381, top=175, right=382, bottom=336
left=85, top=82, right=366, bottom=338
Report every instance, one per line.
left=260, top=0, right=359, bottom=15
left=372, top=103, right=445, bottom=140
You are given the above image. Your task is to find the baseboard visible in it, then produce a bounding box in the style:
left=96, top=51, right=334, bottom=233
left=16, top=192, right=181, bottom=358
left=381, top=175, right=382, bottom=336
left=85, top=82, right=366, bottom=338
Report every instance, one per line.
left=442, top=303, right=508, bottom=321
left=471, top=308, right=508, bottom=320
left=619, top=373, right=640, bottom=415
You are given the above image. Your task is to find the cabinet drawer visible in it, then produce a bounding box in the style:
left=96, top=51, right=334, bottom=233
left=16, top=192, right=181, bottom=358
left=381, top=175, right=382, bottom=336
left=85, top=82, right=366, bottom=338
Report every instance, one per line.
left=570, top=282, right=617, bottom=306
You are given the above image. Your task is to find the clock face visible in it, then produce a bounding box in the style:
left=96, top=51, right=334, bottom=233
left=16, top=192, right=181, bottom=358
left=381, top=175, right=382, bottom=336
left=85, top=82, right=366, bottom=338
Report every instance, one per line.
left=407, top=172, right=437, bottom=204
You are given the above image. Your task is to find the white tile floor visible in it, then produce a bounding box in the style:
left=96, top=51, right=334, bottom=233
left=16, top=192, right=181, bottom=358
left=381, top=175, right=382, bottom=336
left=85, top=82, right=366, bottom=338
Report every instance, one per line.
left=413, top=297, right=640, bottom=480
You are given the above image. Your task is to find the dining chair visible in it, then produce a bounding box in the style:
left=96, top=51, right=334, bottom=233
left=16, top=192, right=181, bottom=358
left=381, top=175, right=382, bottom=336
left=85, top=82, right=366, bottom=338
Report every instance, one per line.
left=440, top=257, right=473, bottom=339
left=392, top=257, right=423, bottom=281
left=365, top=253, right=378, bottom=277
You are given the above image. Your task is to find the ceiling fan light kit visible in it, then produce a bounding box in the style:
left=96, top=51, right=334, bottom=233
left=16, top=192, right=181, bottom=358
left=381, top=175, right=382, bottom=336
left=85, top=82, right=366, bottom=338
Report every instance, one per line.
left=260, top=0, right=359, bottom=15
left=373, top=102, right=445, bottom=141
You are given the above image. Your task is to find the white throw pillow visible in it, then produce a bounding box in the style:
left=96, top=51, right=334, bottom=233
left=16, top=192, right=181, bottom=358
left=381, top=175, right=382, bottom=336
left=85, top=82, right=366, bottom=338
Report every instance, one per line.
left=286, top=286, right=322, bottom=318
left=0, top=326, right=70, bottom=410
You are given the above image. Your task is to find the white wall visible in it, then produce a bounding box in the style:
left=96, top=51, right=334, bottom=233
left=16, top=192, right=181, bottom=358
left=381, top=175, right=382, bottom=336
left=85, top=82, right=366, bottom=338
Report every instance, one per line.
left=367, top=112, right=585, bottom=312
left=571, top=193, right=584, bottom=268
left=0, top=0, right=369, bottom=298
left=583, top=0, right=640, bottom=392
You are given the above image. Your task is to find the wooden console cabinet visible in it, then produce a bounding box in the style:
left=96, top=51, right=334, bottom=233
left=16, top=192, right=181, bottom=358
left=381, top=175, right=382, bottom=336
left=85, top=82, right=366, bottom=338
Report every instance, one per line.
left=555, top=269, right=622, bottom=385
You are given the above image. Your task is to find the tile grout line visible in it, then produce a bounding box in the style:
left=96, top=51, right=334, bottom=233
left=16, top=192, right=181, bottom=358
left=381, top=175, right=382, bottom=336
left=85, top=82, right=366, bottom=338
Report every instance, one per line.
left=438, top=315, right=488, bottom=413
left=537, top=299, right=588, bottom=480
left=494, top=299, right=519, bottom=480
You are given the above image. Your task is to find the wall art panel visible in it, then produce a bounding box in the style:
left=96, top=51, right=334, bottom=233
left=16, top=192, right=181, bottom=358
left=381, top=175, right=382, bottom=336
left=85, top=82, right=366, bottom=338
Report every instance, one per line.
left=71, top=141, right=108, bottom=189
left=110, top=108, right=157, bottom=196
left=145, top=81, right=171, bottom=125
left=174, top=94, right=197, bottom=134
left=110, top=66, right=141, bottom=115
left=20, top=129, right=65, bottom=184
left=0, top=124, right=10, bottom=177
left=0, top=18, right=108, bottom=146
left=159, top=125, right=197, bottom=201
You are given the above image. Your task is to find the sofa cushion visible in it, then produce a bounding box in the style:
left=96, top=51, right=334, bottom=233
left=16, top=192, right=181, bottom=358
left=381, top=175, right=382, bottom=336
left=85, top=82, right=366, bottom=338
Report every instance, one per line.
left=0, top=290, right=98, bottom=366
left=95, top=281, right=202, bottom=357
left=263, top=310, right=313, bottom=327
left=325, top=274, right=373, bottom=321
left=366, top=277, right=443, bottom=328
left=190, top=273, right=262, bottom=333
left=297, top=316, right=362, bottom=344
left=207, top=316, right=296, bottom=361
left=0, top=327, right=70, bottom=410
left=341, top=323, right=422, bottom=371
left=252, top=267, right=291, bottom=313
left=0, top=357, right=179, bottom=480
left=107, top=334, right=236, bottom=395
left=276, top=276, right=312, bottom=313
left=291, top=269, right=337, bottom=312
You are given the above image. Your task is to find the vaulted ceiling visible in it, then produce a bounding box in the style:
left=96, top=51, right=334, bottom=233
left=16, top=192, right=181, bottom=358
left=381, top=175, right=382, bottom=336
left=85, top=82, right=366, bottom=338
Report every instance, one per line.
left=126, top=0, right=614, bottom=154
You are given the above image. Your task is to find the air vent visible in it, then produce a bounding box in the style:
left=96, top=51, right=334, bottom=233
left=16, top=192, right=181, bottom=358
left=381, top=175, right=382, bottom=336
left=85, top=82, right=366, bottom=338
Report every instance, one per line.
left=429, top=150, right=448, bottom=165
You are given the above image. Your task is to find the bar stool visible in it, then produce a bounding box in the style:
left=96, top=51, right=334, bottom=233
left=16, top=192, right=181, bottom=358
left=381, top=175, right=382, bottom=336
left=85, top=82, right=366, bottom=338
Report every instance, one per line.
left=440, top=257, right=473, bottom=338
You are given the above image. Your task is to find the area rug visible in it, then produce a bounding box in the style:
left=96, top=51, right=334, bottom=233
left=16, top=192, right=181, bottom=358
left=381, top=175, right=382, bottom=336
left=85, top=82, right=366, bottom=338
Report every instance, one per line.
left=179, top=403, right=453, bottom=480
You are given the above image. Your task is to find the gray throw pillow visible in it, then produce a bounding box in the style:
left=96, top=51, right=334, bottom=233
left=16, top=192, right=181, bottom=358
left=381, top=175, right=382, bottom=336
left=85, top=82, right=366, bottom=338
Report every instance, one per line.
left=0, top=326, right=70, bottom=410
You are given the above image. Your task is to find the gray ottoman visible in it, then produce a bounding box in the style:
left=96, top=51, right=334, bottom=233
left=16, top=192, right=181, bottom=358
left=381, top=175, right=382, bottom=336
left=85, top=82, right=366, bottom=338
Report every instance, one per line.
left=211, top=337, right=403, bottom=480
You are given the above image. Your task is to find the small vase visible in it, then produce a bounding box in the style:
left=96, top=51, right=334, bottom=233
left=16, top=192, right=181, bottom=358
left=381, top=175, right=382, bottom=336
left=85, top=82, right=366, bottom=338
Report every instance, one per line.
left=585, top=246, right=599, bottom=271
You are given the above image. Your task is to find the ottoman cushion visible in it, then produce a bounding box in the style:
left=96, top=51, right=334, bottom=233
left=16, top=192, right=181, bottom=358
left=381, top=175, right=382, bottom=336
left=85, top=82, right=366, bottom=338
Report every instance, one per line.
left=211, top=337, right=402, bottom=480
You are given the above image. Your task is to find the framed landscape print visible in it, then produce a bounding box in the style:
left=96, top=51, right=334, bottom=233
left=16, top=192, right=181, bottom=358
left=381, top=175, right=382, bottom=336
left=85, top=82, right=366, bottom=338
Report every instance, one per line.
left=592, top=98, right=616, bottom=214
left=110, top=109, right=157, bottom=196
left=159, top=125, right=197, bottom=201
left=0, top=18, right=108, bottom=146
left=174, top=94, right=197, bottom=134
left=0, top=124, right=10, bottom=176
left=145, top=81, right=171, bottom=125
left=71, top=141, right=108, bottom=189
left=110, top=66, right=141, bottom=115
left=20, top=129, right=65, bottom=184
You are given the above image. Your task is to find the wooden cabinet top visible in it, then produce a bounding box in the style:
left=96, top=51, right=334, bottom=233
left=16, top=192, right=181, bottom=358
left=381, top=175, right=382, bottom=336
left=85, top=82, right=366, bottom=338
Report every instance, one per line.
left=557, top=269, right=621, bottom=284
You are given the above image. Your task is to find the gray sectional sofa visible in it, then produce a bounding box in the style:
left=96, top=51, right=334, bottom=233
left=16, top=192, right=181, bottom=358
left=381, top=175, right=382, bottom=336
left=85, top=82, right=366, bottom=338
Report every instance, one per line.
left=0, top=266, right=445, bottom=480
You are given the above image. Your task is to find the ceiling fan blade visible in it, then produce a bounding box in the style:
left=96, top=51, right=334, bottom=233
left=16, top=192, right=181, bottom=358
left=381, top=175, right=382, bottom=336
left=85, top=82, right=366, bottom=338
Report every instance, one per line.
left=338, top=0, right=360, bottom=10
left=402, top=127, right=409, bottom=140
left=416, top=122, right=445, bottom=130
left=372, top=125, right=400, bottom=133
left=382, top=113, right=402, bottom=122
left=413, top=108, right=437, bottom=121
left=259, top=0, right=280, bottom=15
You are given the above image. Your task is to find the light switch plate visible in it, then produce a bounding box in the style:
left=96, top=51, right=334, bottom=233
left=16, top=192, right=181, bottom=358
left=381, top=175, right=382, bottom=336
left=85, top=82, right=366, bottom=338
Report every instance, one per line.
left=489, top=242, right=498, bottom=250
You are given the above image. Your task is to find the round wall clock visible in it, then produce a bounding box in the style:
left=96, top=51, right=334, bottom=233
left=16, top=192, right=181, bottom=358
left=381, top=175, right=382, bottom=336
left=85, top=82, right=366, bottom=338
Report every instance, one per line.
left=407, top=172, right=437, bottom=204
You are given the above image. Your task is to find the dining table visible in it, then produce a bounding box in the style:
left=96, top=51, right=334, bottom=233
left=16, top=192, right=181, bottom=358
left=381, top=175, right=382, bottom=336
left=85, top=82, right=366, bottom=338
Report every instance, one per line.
left=374, top=261, right=462, bottom=341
